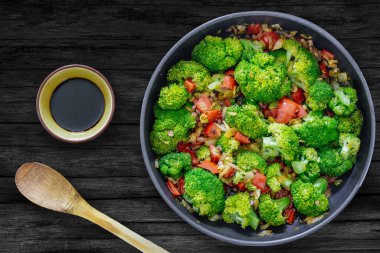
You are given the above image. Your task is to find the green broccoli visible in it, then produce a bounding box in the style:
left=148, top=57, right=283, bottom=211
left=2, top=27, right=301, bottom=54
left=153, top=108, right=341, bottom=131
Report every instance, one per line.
left=225, top=104, right=268, bottom=139
left=328, top=87, right=358, bottom=116
left=283, top=39, right=320, bottom=91
left=222, top=192, right=260, bottom=230
left=166, top=60, right=211, bottom=91
left=235, top=52, right=291, bottom=103
left=268, top=49, right=287, bottom=64
left=306, top=80, right=334, bottom=110
left=195, top=145, right=210, bottom=161
left=266, top=163, right=293, bottom=192
left=318, top=148, right=353, bottom=177
left=291, top=147, right=319, bottom=174
left=150, top=105, right=196, bottom=155
left=183, top=168, right=225, bottom=216
left=298, top=162, right=321, bottom=183
left=258, top=194, right=291, bottom=226
left=157, top=83, right=189, bottom=109
left=159, top=152, right=192, bottom=179
left=291, top=178, right=329, bottom=217
left=240, top=39, right=264, bottom=61
left=192, top=36, right=243, bottom=72
left=235, top=150, right=267, bottom=174
left=339, top=133, right=361, bottom=162
left=292, top=112, right=339, bottom=148
left=216, top=133, right=240, bottom=154
left=262, top=123, right=300, bottom=161
left=336, top=109, right=363, bottom=136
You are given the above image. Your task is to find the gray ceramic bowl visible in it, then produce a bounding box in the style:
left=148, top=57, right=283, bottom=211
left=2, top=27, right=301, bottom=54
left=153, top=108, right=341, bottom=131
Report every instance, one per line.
left=140, top=11, right=375, bottom=246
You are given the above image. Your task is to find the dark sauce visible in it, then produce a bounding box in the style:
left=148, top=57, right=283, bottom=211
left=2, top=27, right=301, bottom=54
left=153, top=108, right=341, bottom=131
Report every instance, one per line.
left=50, top=78, right=105, bottom=132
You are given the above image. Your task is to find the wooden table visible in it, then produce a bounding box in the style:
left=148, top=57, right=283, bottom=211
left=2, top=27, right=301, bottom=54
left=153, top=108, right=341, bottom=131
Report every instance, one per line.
left=0, top=1, right=379, bottom=252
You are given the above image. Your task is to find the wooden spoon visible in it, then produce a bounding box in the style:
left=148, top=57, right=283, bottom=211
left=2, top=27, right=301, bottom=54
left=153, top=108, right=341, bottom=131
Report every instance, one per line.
left=15, top=162, right=169, bottom=253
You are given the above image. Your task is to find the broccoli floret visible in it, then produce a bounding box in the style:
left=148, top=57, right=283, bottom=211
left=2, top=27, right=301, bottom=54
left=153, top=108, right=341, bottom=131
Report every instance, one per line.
left=216, top=133, right=240, bottom=154
left=336, top=109, right=363, bottom=136
left=298, top=162, right=321, bottom=183
left=235, top=53, right=291, bottom=103
left=339, top=133, right=361, bottom=162
left=192, top=36, right=243, bottom=72
left=150, top=105, right=196, bottom=155
left=268, top=49, right=287, bottom=64
left=283, top=39, right=320, bottom=91
left=265, top=163, right=293, bottom=191
left=240, top=39, right=264, bottom=61
left=306, top=80, right=334, bottom=110
left=184, top=168, right=225, bottom=216
left=292, top=112, right=339, bottom=148
left=157, top=83, right=189, bottom=109
left=291, top=178, right=329, bottom=217
left=159, top=152, right=192, bottom=179
left=262, top=123, right=300, bottom=161
left=259, top=194, right=291, bottom=226
left=318, top=148, right=353, bottom=177
left=195, top=146, right=210, bottom=161
left=222, top=192, right=260, bottom=230
left=235, top=150, right=266, bottom=173
left=167, top=60, right=211, bottom=91
left=225, top=104, right=268, bottom=139
left=291, top=147, right=319, bottom=174
left=328, top=87, right=358, bottom=116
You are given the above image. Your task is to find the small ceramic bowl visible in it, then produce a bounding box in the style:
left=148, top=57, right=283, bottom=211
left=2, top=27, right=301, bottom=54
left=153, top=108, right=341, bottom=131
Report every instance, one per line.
left=36, top=64, right=115, bottom=143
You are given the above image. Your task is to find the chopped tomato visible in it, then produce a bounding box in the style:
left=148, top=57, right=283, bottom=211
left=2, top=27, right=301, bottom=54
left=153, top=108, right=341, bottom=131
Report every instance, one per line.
left=246, top=23, right=261, bottom=35
left=283, top=208, right=296, bottom=224
left=223, top=167, right=236, bottom=179
left=224, top=99, right=231, bottom=107
left=184, top=78, right=196, bottom=93
left=225, top=69, right=235, bottom=76
left=297, top=106, right=308, bottom=118
left=234, top=132, right=250, bottom=144
left=221, top=75, right=237, bottom=89
left=237, top=182, right=246, bottom=191
left=198, top=160, right=219, bottom=174
left=252, top=172, right=267, bottom=191
left=206, top=110, right=222, bottom=122
left=291, top=88, right=305, bottom=104
left=178, top=178, right=185, bottom=195
left=325, top=110, right=335, bottom=117
left=275, top=97, right=299, bottom=124
left=167, top=180, right=180, bottom=197
left=203, top=122, right=221, bottom=138
left=260, top=31, right=280, bottom=50
left=209, top=145, right=221, bottom=163
left=320, top=62, right=329, bottom=78
left=177, top=142, right=199, bottom=165
left=195, top=94, right=212, bottom=113
left=321, top=49, right=334, bottom=60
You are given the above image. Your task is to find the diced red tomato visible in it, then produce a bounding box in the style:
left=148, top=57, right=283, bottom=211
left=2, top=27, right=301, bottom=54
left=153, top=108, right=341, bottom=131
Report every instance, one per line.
left=325, top=110, right=335, bottom=117
left=198, top=160, right=219, bottom=174
left=321, top=49, right=334, bottom=60
left=178, top=178, right=185, bottom=195
left=177, top=142, right=199, bottom=165
left=223, top=167, right=236, bottom=179
left=195, top=94, right=212, bottom=113
left=237, top=182, right=247, bottom=191
left=252, top=172, right=267, bottom=191
left=320, top=62, right=329, bottom=78
left=184, top=78, right=196, bottom=93
left=297, top=105, right=308, bottom=118
left=283, top=207, right=296, bottom=224
left=203, top=122, right=221, bottom=138
left=246, top=23, right=261, bottom=35
left=221, top=75, right=237, bottom=89
left=225, top=69, right=235, bottom=76
left=291, top=88, right=305, bottom=104
left=275, top=97, right=299, bottom=124
left=234, top=132, right=250, bottom=144
left=167, top=180, right=180, bottom=197
left=224, top=99, right=231, bottom=107
left=209, top=145, right=221, bottom=163
left=260, top=31, right=280, bottom=50
left=206, top=110, right=222, bottom=122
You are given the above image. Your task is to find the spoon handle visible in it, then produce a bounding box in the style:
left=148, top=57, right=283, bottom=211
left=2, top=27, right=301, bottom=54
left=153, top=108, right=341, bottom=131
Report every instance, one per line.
left=76, top=202, right=169, bottom=253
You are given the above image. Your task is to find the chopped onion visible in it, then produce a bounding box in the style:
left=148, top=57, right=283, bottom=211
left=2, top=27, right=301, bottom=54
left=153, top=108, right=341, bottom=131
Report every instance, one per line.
left=258, top=230, right=273, bottom=237
left=204, top=138, right=217, bottom=146
left=154, top=159, right=159, bottom=168
left=167, top=130, right=174, bottom=137
left=214, top=123, right=227, bottom=132
left=272, top=38, right=284, bottom=50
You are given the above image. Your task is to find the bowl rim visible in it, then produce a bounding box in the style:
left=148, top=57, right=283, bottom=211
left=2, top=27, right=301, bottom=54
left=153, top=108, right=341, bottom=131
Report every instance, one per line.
left=140, top=11, right=375, bottom=246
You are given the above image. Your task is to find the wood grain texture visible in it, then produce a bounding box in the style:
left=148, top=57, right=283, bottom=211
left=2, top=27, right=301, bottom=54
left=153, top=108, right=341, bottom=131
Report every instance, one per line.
left=0, top=0, right=379, bottom=252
